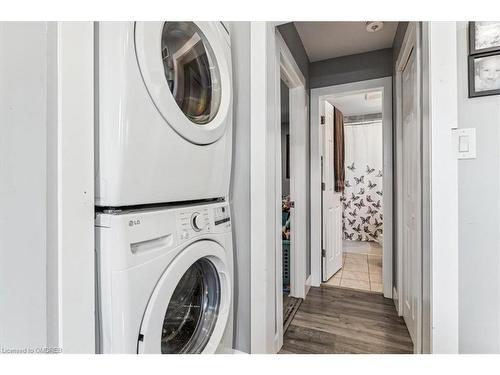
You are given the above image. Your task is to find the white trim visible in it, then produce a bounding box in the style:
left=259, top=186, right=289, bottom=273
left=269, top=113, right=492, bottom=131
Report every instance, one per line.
left=305, top=275, right=312, bottom=296
left=273, top=31, right=283, bottom=353
left=277, top=32, right=306, bottom=87
left=46, top=22, right=95, bottom=353
left=250, top=22, right=308, bottom=354
left=393, top=287, right=400, bottom=314
left=250, top=21, right=275, bottom=354
left=310, top=77, right=393, bottom=299
left=277, top=31, right=308, bottom=303
left=395, top=22, right=417, bottom=320
left=422, top=22, right=459, bottom=354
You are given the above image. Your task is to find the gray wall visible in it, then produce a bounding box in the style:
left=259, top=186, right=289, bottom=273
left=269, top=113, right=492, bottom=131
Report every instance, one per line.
left=278, top=23, right=312, bottom=278
left=310, top=48, right=393, bottom=89
left=277, top=23, right=310, bottom=85
left=228, top=21, right=251, bottom=353
left=392, top=22, right=409, bottom=65
left=391, top=21, right=408, bottom=292
left=457, top=22, right=500, bottom=353
left=0, top=22, right=49, bottom=349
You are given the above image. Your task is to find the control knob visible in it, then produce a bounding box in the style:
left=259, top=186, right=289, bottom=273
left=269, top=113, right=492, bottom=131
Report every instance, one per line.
left=191, top=213, right=205, bottom=232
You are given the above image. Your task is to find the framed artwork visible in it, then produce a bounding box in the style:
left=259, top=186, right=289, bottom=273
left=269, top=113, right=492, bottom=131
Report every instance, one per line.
left=469, top=21, right=500, bottom=54
left=469, top=52, right=500, bottom=97
left=468, top=22, right=500, bottom=98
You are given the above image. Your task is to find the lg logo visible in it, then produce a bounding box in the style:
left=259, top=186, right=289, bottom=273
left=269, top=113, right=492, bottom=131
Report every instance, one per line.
left=128, top=219, right=141, bottom=227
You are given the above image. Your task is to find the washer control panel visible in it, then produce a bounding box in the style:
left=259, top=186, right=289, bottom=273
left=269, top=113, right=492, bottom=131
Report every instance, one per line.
left=176, top=207, right=210, bottom=241
left=175, top=203, right=231, bottom=243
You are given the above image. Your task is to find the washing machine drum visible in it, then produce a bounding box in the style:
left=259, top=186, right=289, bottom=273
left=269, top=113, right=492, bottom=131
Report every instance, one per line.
left=135, top=21, right=231, bottom=145
left=138, top=241, right=231, bottom=354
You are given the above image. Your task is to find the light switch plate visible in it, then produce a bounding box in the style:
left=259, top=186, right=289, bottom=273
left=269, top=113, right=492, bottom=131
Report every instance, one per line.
left=455, top=128, right=476, bottom=159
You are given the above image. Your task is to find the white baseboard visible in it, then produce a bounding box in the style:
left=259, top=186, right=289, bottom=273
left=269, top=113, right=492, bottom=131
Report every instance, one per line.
left=305, top=275, right=312, bottom=297
left=393, top=286, right=402, bottom=316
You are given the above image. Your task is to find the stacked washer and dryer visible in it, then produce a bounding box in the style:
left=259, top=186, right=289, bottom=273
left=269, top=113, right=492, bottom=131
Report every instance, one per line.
left=95, top=22, right=234, bottom=354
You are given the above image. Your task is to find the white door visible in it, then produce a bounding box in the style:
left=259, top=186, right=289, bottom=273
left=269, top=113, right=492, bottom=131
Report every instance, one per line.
left=322, top=102, right=343, bottom=282
left=401, top=48, right=420, bottom=344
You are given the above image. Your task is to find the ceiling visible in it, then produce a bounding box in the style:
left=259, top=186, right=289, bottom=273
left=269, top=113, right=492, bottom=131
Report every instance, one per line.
left=294, top=21, right=399, bottom=62
left=327, top=90, right=382, bottom=117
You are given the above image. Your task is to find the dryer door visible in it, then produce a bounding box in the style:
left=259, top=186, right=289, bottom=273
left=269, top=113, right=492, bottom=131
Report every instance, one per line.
left=135, top=21, right=231, bottom=145
left=138, top=240, right=231, bottom=354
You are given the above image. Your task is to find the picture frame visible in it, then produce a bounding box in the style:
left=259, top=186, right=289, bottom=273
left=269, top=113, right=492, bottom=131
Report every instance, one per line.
left=468, top=22, right=500, bottom=98
left=469, top=21, right=500, bottom=55
left=468, top=52, right=500, bottom=98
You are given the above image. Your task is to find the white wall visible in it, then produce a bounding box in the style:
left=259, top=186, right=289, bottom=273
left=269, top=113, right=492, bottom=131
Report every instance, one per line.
left=457, top=22, right=500, bottom=353
left=0, top=22, right=95, bottom=354
left=228, top=21, right=252, bottom=353
left=0, top=22, right=49, bottom=350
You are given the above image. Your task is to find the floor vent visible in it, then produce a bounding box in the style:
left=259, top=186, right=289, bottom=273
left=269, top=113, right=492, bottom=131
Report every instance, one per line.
left=283, top=296, right=302, bottom=333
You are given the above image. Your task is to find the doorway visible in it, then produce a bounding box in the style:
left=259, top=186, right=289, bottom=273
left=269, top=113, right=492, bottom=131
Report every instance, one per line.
left=280, top=79, right=302, bottom=331
left=311, top=77, right=393, bottom=298
left=321, top=90, right=385, bottom=293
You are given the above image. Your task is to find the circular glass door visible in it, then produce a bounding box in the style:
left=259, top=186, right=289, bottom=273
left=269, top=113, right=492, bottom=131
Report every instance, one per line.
left=135, top=22, right=231, bottom=145
left=161, top=258, right=221, bottom=354
left=161, top=22, right=221, bottom=125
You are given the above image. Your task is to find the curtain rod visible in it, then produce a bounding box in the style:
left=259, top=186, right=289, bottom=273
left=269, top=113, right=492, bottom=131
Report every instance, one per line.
left=344, top=120, right=382, bottom=126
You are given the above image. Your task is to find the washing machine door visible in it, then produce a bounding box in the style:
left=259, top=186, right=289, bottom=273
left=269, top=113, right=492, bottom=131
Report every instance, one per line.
left=135, top=21, right=231, bottom=145
left=138, top=240, right=231, bottom=354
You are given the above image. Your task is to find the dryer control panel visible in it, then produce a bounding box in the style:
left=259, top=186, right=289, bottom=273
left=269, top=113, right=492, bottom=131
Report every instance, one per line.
left=175, top=202, right=231, bottom=243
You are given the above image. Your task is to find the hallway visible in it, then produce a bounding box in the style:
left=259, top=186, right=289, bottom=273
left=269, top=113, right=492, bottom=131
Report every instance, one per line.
left=279, top=286, right=413, bottom=354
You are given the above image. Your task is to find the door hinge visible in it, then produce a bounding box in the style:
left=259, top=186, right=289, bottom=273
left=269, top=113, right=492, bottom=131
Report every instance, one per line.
left=322, top=249, right=326, bottom=257
left=321, top=182, right=326, bottom=191
left=289, top=200, right=295, bottom=208
left=320, top=115, right=325, bottom=125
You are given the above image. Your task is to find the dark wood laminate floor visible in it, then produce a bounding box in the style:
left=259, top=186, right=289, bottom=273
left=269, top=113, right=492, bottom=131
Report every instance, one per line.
left=280, top=286, right=414, bottom=354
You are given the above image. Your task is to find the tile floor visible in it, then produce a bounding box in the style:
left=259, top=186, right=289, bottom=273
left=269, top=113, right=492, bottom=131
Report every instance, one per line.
left=324, top=241, right=383, bottom=293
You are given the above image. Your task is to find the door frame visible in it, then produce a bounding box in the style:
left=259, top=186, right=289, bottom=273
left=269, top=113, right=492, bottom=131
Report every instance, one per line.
left=395, top=21, right=418, bottom=316
left=395, top=22, right=459, bottom=354
left=277, top=30, right=309, bottom=302
left=249, top=22, right=308, bottom=354
left=421, top=22, right=459, bottom=354
left=310, top=77, right=393, bottom=298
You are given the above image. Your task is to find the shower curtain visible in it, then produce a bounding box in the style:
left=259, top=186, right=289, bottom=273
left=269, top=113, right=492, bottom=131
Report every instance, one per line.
left=342, top=120, right=383, bottom=242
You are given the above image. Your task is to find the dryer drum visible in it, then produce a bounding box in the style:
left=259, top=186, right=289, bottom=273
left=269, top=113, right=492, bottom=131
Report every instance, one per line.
left=160, top=258, right=221, bottom=353
left=161, top=21, right=222, bottom=125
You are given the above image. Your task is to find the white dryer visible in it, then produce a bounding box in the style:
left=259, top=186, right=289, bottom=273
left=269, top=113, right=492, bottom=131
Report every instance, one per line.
left=96, top=201, right=233, bottom=353
left=95, top=22, right=233, bottom=207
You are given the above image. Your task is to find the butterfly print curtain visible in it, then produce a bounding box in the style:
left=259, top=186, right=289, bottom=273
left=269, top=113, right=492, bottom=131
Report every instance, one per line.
left=342, top=119, right=383, bottom=242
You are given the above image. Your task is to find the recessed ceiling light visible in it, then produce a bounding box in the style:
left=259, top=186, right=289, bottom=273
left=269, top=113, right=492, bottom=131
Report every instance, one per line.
left=365, top=21, right=384, bottom=33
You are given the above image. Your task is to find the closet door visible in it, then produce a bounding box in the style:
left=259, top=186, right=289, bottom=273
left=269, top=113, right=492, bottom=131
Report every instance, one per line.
left=401, top=47, right=420, bottom=345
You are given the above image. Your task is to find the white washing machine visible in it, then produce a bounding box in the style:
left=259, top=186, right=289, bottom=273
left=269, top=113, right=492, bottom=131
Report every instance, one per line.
left=95, top=21, right=233, bottom=207
left=95, top=201, right=233, bottom=353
